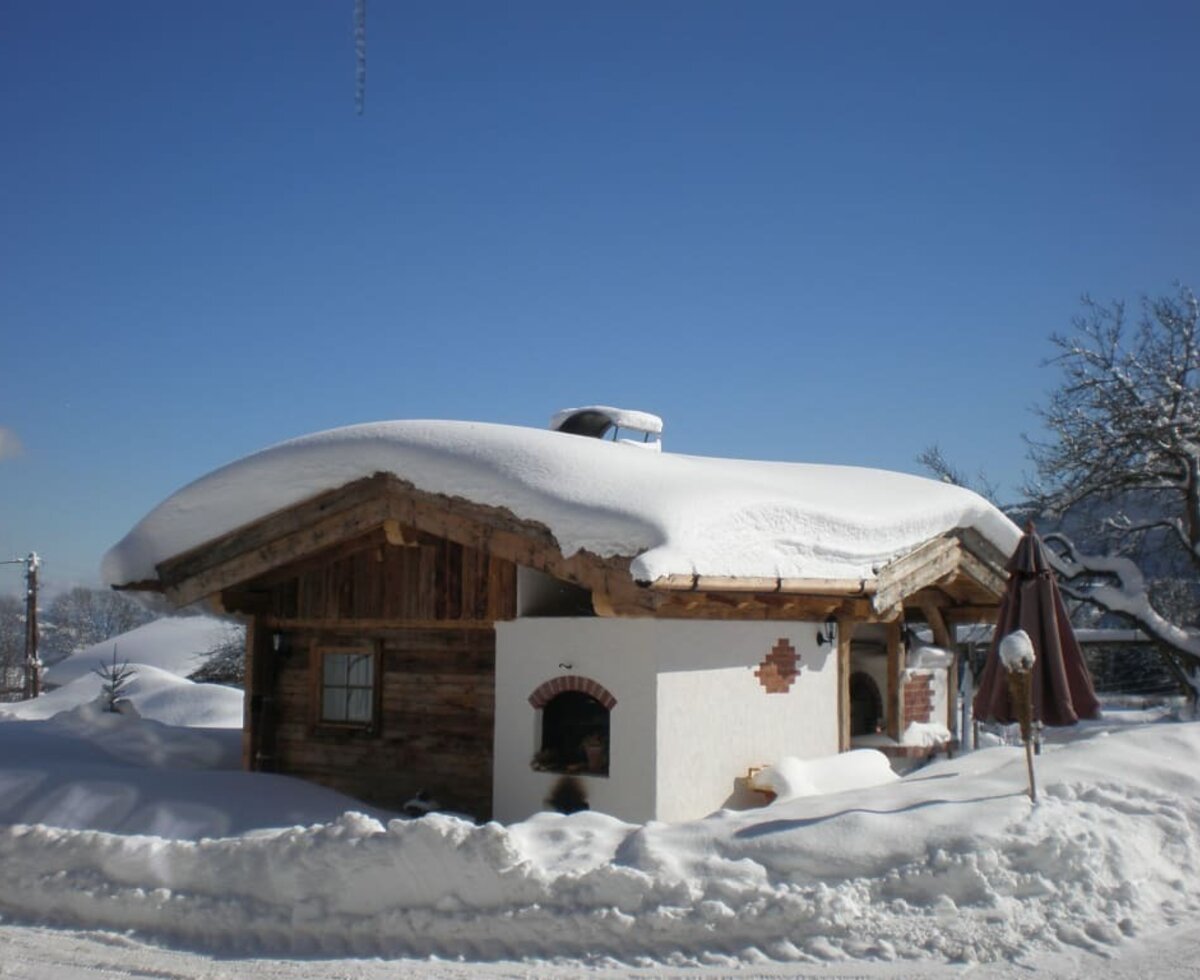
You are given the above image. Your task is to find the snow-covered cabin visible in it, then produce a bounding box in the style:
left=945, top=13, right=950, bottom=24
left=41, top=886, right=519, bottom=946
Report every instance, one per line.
left=103, top=414, right=1020, bottom=823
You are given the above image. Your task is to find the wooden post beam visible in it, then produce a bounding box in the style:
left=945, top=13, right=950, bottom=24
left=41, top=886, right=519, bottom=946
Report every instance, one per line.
left=837, top=616, right=860, bottom=752
left=886, top=619, right=903, bottom=741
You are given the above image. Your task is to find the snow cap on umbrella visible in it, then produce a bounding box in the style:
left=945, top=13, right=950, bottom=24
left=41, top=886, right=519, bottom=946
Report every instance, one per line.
left=998, top=629, right=1036, bottom=671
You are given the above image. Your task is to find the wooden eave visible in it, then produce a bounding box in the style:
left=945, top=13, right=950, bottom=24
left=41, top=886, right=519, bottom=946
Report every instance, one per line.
left=645, top=527, right=1010, bottom=623
left=152, top=472, right=649, bottom=612
left=145, top=471, right=1012, bottom=625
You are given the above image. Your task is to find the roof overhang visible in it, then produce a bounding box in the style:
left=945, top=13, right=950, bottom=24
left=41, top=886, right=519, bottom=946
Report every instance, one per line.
left=646, top=526, right=1009, bottom=620
left=135, top=472, right=648, bottom=612
left=128, top=472, right=1011, bottom=624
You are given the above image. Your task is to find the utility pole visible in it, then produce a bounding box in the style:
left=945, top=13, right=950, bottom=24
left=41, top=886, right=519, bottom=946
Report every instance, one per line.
left=2, top=552, right=39, bottom=699
left=23, top=553, right=39, bottom=698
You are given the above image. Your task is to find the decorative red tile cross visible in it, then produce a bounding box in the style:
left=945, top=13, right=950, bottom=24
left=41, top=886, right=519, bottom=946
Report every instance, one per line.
left=755, top=638, right=800, bottom=693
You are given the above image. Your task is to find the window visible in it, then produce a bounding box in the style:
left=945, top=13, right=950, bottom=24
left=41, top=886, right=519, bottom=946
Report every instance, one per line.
left=319, top=647, right=376, bottom=727
left=536, top=691, right=610, bottom=775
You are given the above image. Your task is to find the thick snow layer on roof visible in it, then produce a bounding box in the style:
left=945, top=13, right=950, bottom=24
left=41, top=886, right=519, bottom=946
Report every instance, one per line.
left=102, top=420, right=1020, bottom=588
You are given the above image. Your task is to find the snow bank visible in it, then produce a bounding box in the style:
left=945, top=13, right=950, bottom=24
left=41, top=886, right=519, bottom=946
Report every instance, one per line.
left=907, top=645, right=954, bottom=669
left=900, top=721, right=952, bottom=747
left=1, top=720, right=1198, bottom=966
left=752, top=749, right=898, bottom=801
left=45, top=615, right=242, bottom=688
left=101, top=420, right=1020, bottom=589
left=2, top=663, right=243, bottom=728
left=0, top=709, right=388, bottom=839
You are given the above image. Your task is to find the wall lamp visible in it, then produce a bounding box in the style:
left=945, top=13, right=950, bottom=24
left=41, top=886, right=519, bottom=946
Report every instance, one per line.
left=815, top=616, right=838, bottom=648
left=272, top=631, right=291, bottom=658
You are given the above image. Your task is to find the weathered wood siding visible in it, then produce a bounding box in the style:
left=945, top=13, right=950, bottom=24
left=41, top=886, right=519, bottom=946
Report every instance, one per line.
left=240, top=529, right=516, bottom=820
left=259, top=529, right=517, bottom=624
left=257, top=628, right=495, bottom=817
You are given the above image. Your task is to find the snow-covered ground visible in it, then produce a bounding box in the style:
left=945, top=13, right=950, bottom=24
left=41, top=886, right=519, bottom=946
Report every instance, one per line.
left=1, top=673, right=1198, bottom=976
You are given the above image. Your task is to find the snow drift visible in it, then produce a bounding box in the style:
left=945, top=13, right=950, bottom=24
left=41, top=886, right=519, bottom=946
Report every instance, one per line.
left=1, top=714, right=1197, bottom=967
left=45, top=615, right=242, bottom=689
left=5, top=663, right=243, bottom=729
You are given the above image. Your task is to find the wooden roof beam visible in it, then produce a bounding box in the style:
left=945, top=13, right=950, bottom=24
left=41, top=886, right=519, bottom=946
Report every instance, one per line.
left=871, top=534, right=961, bottom=614
left=649, top=574, right=875, bottom=596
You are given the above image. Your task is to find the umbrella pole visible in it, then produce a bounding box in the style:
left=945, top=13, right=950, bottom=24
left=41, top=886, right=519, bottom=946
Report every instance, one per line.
left=1024, top=737, right=1037, bottom=803
left=1006, top=666, right=1037, bottom=804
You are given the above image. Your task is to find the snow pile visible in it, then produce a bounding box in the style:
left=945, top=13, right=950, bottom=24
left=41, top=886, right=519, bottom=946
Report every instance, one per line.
left=907, top=645, right=954, bottom=669
left=101, top=420, right=1020, bottom=588
left=45, top=615, right=242, bottom=688
left=1, top=717, right=1198, bottom=966
left=0, top=709, right=387, bottom=839
left=900, top=721, right=952, bottom=747
left=752, top=749, right=898, bottom=801
left=2, top=663, right=243, bottom=728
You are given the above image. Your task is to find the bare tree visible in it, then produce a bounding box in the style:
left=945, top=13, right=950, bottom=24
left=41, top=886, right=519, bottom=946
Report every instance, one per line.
left=0, top=595, right=24, bottom=696
left=1026, top=285, right=1200, bottom=692
left=188, top=624, right=246, bottom=687
left=41, top=587, right=154, bottom=663
left=915, top=444, right=1001, bottom=504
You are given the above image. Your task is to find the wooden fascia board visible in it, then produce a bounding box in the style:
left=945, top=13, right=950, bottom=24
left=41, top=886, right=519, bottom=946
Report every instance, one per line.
left=956, top=526, right=1014, bottom=574
left=871, top=534, right=962, bottom=615
left=649, top=574, right=876, bottom=597
left=871, top=527, right=1012, bottom=616
left=156, top=471, right=646, bottom=610
left=162, top=493, right=396, bottom=607
left=955, top=548, right=1009, bottom=600
left=380, top=479, right=651, bottom=610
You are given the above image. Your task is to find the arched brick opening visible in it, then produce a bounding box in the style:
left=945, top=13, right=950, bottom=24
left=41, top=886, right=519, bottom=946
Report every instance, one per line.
left=850, top=671, right=883, bottom=737
left=528, top=675, right=617, bottom=711
left=529, top=675, right=616, bottom=777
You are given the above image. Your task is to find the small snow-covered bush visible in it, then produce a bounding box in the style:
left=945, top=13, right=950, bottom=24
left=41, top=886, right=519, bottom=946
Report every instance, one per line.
left=93, top=647, right=137, bottom=712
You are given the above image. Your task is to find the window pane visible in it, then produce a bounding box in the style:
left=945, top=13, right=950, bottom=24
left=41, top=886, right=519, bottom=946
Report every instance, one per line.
left=324, top=653, right=348, bottom=686
left=346, top=688, right=371, bottom=723
left=323, top=688, right=346, bottom=722
left=347, top=654, right=372, bottom=687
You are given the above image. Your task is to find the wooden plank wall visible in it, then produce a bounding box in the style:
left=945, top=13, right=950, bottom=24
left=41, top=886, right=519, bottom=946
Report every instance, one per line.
left=267, top=627, right=495, bottom=818
left=239, top=529, right=517, bottom=820
left=261, top=531, right=517, bottom=624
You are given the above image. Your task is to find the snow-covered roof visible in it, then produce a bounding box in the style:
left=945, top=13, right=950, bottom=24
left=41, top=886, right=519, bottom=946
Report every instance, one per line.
left=101, top=419, right=1020, bottom=589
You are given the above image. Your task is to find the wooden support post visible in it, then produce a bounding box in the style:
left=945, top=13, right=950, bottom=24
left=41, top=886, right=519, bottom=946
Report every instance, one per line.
left=241, top=618, right=257, bottom=770
left=243, top=617, right=273, bottom=771
left=886, top=619, right=903, bottom=741
left=837, top=616, right=859, bottom=752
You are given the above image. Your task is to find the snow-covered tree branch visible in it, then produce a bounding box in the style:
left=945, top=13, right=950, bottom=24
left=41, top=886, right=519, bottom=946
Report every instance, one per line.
left=1028, top=285, right=1200, bottom=691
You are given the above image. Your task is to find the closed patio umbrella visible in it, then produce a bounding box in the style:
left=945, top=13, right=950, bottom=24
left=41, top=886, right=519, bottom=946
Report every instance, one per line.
left=973, top=523, right=1101, bottom=727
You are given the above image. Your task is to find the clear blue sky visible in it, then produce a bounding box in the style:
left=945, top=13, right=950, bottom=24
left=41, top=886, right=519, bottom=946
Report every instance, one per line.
left=2, top=1, right=1197, bottom=590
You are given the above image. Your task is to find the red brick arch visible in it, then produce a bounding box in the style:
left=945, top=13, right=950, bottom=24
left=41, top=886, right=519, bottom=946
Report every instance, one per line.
left=528, top=675, right=617, bottom=711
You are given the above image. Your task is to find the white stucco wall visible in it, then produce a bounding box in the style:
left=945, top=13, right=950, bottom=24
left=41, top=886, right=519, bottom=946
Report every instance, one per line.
left=653, top=622, right=837, bottom=823
left=493, top=619, right=659, bottom=824
left=494, top=618, right=838, bottom=825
